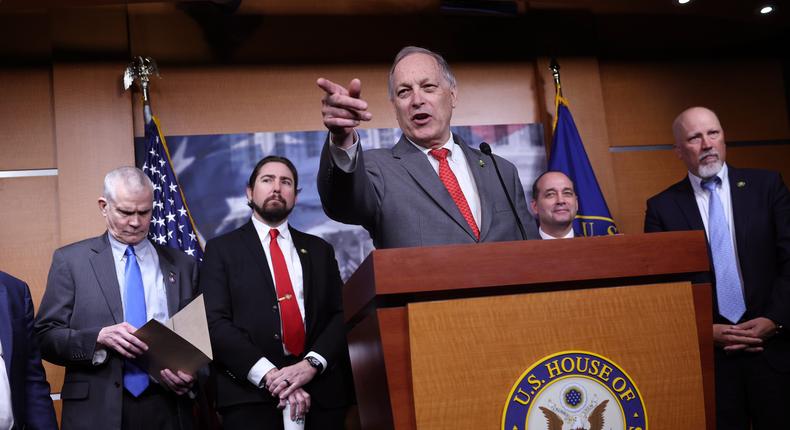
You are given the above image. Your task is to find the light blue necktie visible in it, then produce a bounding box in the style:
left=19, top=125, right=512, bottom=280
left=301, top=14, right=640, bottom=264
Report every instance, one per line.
left=702, top=177, right=746, bottom=323
left=123, top=245, right=149, bottom=397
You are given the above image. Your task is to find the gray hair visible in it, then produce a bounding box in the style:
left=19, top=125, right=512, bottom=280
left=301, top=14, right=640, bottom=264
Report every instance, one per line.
left=387, top=46, right=457, bottom=100
left=102, top=166, right=154, bottom=203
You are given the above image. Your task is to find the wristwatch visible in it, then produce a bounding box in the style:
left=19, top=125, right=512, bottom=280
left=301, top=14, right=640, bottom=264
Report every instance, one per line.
left=305, top=356, right=324, bottom=373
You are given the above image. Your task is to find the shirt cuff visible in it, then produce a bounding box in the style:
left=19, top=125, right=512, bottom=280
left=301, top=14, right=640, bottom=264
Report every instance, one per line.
left=248, top=357, right=277, bottom=388
left=305, top=351, right=327, bottom=375
left=92, top=348, right=108, bottom=365
left=328, top=134, right=359, bottom=172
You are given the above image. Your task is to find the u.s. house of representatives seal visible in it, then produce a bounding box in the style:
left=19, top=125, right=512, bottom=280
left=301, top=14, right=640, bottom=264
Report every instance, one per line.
left=502, top=351, right=647, bottom=430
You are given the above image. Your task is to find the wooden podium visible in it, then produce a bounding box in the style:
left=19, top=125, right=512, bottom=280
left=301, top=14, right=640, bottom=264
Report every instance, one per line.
left=343, top=231, right=714, bottom=430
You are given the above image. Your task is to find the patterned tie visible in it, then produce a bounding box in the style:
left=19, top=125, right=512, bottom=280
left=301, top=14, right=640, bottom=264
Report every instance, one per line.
left=702, top=177, right=746, bottom=323
left=429, top=148, right=480, bottom=240
left=123, top=245, right=149, bottom=397
left=269, top=229, right=305, bottom=356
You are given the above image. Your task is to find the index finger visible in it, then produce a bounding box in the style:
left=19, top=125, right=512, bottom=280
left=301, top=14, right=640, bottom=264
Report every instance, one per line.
left=317, top=77, right=349, bottom=97
left=122, top=331, right=149, bottom=351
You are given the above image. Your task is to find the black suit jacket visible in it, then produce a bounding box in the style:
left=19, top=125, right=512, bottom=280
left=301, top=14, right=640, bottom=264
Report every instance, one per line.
left=34, top=234, right=199, bottom=430
left=201, top=221, right=350, bottom=410
left=0, top=271, right=57, bottom=430
left=645, top=166, right=790, bottom=370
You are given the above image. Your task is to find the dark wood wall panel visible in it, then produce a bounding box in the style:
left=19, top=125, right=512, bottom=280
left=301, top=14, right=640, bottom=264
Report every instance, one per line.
left=0, top=68, right=55, bottom=170
left=0, top=176, right=59, bottom=301
left=601, top=60, right=790, bottom=148
left=131, top=63, right=539, bottom=137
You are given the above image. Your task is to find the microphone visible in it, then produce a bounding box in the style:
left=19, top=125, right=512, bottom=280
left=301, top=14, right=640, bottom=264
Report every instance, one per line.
left=479, top=142, right=527, bottom=240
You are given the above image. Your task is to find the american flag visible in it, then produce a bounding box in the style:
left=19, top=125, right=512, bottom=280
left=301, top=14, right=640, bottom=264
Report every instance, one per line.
left=142, top=116, right=204, bottom=260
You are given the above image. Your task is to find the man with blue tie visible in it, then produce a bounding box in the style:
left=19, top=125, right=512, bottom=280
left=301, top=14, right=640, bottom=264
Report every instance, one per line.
left=0, top=270, right=57, bottom=430
left=645, top=107, right=790, bottom=429
left=34, top=167, right=199, bottom=430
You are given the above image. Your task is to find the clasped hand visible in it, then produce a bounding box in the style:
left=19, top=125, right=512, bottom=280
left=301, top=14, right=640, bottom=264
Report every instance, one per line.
left=714, top=317, right=777, bottom=353
left=263, top=361, right=318, bottom=421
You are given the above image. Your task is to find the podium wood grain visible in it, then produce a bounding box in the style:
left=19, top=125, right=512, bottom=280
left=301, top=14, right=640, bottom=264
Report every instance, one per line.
left=408, top=282, right=705, bottom=429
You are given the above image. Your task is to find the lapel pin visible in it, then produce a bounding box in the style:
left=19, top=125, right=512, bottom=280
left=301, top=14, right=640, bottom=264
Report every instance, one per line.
left=167, top=271, right=176, bottom=284
left=737, top=181, right=746, bottom=188
left=300, top=248, right=308, bottom=254
left=479, top=159, right=486, bottom=168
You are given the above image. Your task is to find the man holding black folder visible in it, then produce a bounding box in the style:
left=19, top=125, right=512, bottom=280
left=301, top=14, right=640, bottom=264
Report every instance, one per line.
left=202, top=156, right=351, bottom=429
left=34, top=166, right=199, bottom=430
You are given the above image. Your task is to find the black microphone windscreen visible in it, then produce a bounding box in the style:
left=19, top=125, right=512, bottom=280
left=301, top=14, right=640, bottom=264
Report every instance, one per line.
left=479, top=142, right=492, bottom=155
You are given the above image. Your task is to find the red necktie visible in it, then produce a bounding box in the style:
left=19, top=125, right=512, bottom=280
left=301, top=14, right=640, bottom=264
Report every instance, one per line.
left=269, top=229, right=305, bottom=356
left=429, top=148, right=480, bottom=240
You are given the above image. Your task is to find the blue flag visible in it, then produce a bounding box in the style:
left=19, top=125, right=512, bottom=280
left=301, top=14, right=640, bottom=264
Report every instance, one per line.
left=142, top=117, right=204, bottom=260
left=548, top=98, right=617, bottom=236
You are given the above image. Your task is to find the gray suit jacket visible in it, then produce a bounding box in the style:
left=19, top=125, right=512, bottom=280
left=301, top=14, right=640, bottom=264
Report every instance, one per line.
left=33, top=233, right=199, bottom=430
left=318, top=133, right=535, bottom=248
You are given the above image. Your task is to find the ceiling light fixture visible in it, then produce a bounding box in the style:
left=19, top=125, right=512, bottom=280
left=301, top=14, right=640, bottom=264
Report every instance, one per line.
left=760, top=5, right=774, bottom=14
left=678, top=0, right=691, bottom=4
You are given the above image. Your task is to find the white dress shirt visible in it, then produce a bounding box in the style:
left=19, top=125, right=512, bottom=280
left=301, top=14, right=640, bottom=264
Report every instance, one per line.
left=246, top=216, right=326, bottom=388
left=329, top=133, right=482, bottom=229
left=687, top=164, right=745, bottom=288
left=538, top=227, right=574, bottom=240
left=0, top=339, right=14, bottom=430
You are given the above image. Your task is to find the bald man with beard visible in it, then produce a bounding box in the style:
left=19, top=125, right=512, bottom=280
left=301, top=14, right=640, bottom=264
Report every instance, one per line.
left=645, top=106, right=790, bottom=429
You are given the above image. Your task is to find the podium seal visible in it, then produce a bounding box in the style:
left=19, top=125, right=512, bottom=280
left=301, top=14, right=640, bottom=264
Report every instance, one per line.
left=501, top=351, right=647, bottom=430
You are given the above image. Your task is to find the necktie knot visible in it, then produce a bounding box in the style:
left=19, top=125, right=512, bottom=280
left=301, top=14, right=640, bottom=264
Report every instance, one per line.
left=429, top=148, right=449, bottom=161
left=125, top=245, right=136, bottom=258
left=269, top=229, right=279, bottom=240
left=702, top=176, right=721, bottom=192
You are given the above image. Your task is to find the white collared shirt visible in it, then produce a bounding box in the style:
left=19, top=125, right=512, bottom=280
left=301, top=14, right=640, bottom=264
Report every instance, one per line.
left=0, top=339, right=14, bottom=430
left=329, top=133, right=482, bottom=229
left=538, top=227, right=574, bottom=240
left=247, top=216, right=326, bottom=388
left=687, top=164, right=745, bottom=287
left=108, top=233, right=169, bottom=324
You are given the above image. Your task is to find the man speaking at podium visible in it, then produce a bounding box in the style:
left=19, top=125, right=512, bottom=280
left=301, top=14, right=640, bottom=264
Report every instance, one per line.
left=316, top=46, right=534, bottom=249
left=645, top=107, right=790, bottom=429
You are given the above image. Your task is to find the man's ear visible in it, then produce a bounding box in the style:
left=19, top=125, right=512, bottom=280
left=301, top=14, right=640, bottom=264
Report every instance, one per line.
left=98, top=197, right=109, bottom=215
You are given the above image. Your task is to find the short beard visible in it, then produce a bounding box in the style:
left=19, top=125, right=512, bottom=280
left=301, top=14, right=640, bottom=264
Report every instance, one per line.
left=697, top=151, right=723, bottom=179
left=250, top=197, right=293, bottom=225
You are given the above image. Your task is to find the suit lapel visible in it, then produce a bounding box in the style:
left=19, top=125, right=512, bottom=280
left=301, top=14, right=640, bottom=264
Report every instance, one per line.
left=154, top=245, right=180, bottom=317
left=239, top=221, right=278, bottom=300
left=0, top=286, right=11, bottom=375
left=673, top=178, right=706, bottom=231
left=727, top=166, right=750, bottom=261
left=290, top=228, right=314, bottom=334
left=89, top=234, right=124, bottom=323
left=392, top=135, right=477, bottom=241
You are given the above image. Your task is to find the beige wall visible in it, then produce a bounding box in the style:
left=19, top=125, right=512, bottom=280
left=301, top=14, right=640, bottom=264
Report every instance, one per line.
left=1, top=4, right=788, bottom=415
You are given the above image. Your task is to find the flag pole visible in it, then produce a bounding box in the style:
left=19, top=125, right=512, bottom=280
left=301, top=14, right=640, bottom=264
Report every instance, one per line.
left=123, top=56, right=160, bottom=126
left=549, top=58, right=563, bottom=132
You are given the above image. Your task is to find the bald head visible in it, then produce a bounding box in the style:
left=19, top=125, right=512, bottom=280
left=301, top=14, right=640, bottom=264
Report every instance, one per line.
left=672, top=106, right=726, bottom=178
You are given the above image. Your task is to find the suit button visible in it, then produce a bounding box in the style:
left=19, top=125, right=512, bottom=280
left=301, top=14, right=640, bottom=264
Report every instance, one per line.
left=273, top=334, right=280, bottom=340
left=114, top=381, right=121, bottom=388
